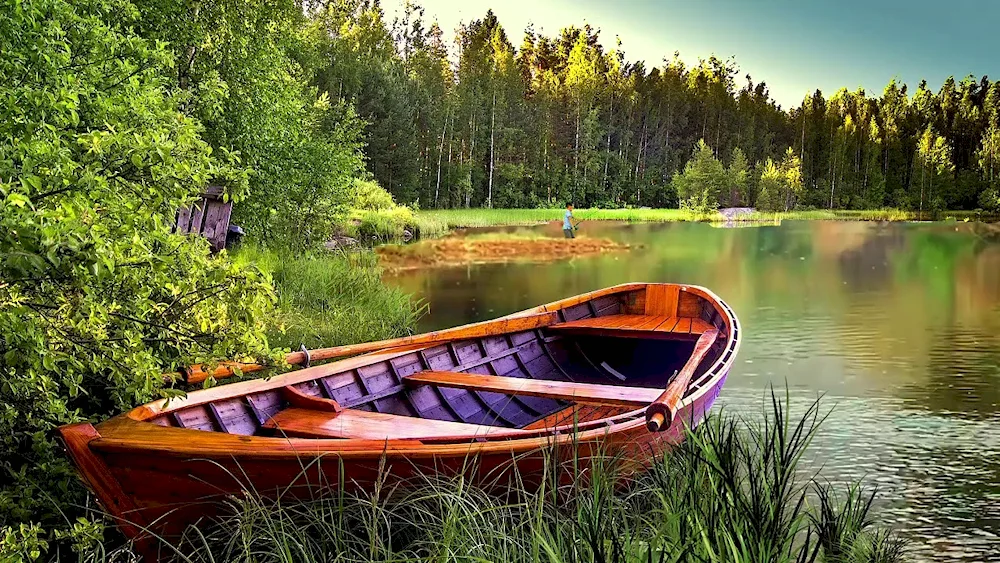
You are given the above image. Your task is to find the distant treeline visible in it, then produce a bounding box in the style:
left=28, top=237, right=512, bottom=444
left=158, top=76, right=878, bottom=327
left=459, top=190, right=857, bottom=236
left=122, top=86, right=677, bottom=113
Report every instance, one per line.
left=319, top=3, right=1000, bottom=212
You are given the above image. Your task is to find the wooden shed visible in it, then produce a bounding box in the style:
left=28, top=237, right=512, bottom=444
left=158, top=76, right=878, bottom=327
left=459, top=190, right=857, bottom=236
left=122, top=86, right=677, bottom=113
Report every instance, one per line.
left=172, top=186, right=233, bottom=252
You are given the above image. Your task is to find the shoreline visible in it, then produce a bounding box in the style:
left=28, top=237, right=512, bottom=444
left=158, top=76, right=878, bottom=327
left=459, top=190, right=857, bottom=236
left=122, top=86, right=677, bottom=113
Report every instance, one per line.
left=416, top=207, right=1000, bottom=230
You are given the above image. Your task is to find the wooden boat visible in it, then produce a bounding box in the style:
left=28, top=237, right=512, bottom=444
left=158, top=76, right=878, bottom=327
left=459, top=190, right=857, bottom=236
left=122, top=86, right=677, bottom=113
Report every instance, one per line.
left=58, top=282, right=740, bottom=552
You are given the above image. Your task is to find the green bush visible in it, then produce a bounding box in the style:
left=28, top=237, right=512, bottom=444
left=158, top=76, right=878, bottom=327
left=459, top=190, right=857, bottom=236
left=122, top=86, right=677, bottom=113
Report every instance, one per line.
left=979, top=188, right=1000, bottom=212
left=0, top=0, right=278, bottom=557
left=350, top=179, right=397, bottom=211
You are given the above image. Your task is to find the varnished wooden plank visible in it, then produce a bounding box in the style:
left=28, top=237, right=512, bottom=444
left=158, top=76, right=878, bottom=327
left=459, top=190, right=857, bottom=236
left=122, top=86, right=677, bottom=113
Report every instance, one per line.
left=646, top=329, right=720, bottom=431
left=690, top=318, right=715, bottom=334
left=404, top=371, right=662, bottom=407
left=282, top=385, right=342, bottom=413
left=263, top=408, right=528, bottom=440
left=56, top=424, right=152, bottom=551
left=547, top=314, right=707, bottom=340
left=179, top=311, right=563, bottom=384
left=620, top=315, right=670, bottom=330
left=677, top=291, right=702, bottom=318
left=653, top=317, right=680, bottom=332
left=539, top=283, right=646, bottom=312
left=644, top=285, right=678, bottom=317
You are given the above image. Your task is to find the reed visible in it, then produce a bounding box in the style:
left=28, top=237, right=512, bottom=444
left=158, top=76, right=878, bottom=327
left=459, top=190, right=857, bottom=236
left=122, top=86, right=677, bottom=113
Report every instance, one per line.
left=233, top=245, right=423, bottom=350
left=164, top=390, right=905, bottom=563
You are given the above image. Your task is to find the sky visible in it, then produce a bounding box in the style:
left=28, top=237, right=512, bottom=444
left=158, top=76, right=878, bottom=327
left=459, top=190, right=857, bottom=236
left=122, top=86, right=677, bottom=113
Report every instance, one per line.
left=383, top=0, right=996, bottom=110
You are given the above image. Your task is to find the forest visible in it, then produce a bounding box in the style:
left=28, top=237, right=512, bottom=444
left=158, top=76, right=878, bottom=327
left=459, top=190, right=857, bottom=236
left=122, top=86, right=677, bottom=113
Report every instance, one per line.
left=326, top=3, right=1000, bottom=213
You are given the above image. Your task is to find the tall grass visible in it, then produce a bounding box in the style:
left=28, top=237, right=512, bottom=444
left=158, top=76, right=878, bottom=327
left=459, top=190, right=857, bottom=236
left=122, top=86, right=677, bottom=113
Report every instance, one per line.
left=233, top=245, right=423, bottom=349
left=168, top=391, right=905, bottom=563
left=419, top=208, right=715, bottom=228
left=348, top=208, right=450, bottom=242
left=742, top=209, right=915, bottom=222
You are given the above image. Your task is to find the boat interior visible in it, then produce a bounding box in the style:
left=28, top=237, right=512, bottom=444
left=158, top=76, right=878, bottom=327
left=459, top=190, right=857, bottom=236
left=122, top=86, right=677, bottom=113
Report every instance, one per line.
left=143, top=288, right=734, bottom=442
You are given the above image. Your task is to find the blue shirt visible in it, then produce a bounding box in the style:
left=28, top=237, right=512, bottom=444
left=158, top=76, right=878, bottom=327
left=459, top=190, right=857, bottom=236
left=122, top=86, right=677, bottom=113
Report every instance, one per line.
left=563, top=210, right=573, bottom=229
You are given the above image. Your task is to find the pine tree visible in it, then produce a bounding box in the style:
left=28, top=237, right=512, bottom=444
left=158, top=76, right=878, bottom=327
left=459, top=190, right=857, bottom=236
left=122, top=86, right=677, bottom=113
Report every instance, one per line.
left=757, top=159, right=783, bottom=211
left=726, top=147, right=750, bottom=206
left=672, top=140, right=726, bottom=210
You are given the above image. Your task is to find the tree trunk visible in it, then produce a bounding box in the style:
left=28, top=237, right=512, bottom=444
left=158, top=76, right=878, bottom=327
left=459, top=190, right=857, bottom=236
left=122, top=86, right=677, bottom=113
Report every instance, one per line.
left=573, top=105, right=581, bottom=203
left=434, top=108, right=449, bottom=208
left=488, top=91, right=496, bottom=208
left=602, top=96, right=613, bottom=193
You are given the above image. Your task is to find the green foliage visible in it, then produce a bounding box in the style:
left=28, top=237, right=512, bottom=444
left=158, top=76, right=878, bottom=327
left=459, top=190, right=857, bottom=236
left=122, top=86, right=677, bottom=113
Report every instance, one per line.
left=134, top=0, right=369, bottom=250
left=344, top=181, right=449, bottom=241
left=757, top=159, right=784, bottom=212
left=672, top=140, right=726, bottom=211
left=979, top=188, right=1000, bottom=212
left=913, top=126, right=955, bottom=212
left=234, top=94, right=367, bottom=249
left=350, top=179, right=397, bottom=211
left=285, top=5, right=1000, bottom=214
left=727, top=147, right=752, bottom=206
left=233, top=246, right=421, bottom=350
left=0, top=0, right=279, bottom=556
left=756, top=148, right=804, bottom=211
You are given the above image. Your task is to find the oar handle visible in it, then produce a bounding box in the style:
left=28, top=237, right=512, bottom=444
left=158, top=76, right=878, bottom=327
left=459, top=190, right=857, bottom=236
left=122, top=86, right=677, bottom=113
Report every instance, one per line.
left=645, top=328, right=720, bottom=432
left=170, top=310, right=561, bottom=385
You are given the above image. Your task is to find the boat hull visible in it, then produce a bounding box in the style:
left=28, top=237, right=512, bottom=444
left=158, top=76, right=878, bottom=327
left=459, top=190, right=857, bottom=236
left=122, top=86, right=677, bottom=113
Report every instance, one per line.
left=57, top=283, right=740, bottom=556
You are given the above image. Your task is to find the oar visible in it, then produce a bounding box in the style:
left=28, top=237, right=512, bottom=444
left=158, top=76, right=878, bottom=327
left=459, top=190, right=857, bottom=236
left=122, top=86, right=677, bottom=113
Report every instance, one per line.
left=168, top=310, right=561, bottom=385
left=645, top=328, right=720, bottom=432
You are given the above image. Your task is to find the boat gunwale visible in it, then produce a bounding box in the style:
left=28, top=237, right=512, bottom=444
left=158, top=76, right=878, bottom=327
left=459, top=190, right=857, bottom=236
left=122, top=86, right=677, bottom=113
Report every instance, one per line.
left=92, top=282, right=740, bottom=457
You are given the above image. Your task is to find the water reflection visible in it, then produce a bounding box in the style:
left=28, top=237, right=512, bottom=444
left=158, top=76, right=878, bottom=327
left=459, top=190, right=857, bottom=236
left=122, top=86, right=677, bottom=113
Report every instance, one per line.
left=383, top=221, right=1000, bottom=562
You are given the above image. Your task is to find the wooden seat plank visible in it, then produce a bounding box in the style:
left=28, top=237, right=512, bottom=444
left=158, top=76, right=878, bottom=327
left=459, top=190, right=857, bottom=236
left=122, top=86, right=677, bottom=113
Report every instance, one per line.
left=653, top=317, right=680, bottom=332
left=548, top=314, right=713, bottom=340
left=690, top=318, right=715, bottom=334
left=620, top=315, right=670, bottom=330
left=263, top=408, right=528, bottom=440
left=404, top=371, right=661, bottom=407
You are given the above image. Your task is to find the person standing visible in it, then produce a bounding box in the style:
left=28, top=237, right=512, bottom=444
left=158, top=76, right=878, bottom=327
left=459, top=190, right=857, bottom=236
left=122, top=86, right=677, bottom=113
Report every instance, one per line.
left=563, top=203, right=576, bottom=239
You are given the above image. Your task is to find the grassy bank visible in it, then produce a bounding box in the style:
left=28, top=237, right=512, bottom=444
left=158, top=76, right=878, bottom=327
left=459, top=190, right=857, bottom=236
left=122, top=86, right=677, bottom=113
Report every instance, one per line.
left=419, top=208, right=711, bottom=228
left=162, top=392, right=903, bottom=563
left=348, top=207, right=449, bottom=242
left=232, top=245, right=423, bottom=350
left=418, top=207, right=999, bottom=230
left=377, top=234, right=632, bottom=271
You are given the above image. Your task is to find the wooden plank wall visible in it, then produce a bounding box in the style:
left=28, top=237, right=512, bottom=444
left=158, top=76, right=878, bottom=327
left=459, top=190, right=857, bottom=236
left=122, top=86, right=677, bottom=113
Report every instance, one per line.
left=173, top=186, right=232, bottom=252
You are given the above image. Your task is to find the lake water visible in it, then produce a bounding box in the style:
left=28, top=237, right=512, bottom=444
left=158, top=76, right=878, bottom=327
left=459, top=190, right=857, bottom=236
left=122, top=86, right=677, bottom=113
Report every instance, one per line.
left=382, top=220, right=1000, bottom=562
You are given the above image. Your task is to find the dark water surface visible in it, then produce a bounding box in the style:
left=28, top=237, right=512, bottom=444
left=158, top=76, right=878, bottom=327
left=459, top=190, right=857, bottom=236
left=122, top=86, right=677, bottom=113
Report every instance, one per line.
left=382, top=221, right=1000, bottom=562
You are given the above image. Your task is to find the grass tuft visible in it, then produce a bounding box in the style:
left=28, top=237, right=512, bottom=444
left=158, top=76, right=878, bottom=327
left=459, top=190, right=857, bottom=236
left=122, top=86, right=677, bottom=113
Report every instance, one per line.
left=161, top=389, right=905, bottom=563
left=233, top=244, right=423, bottom=349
